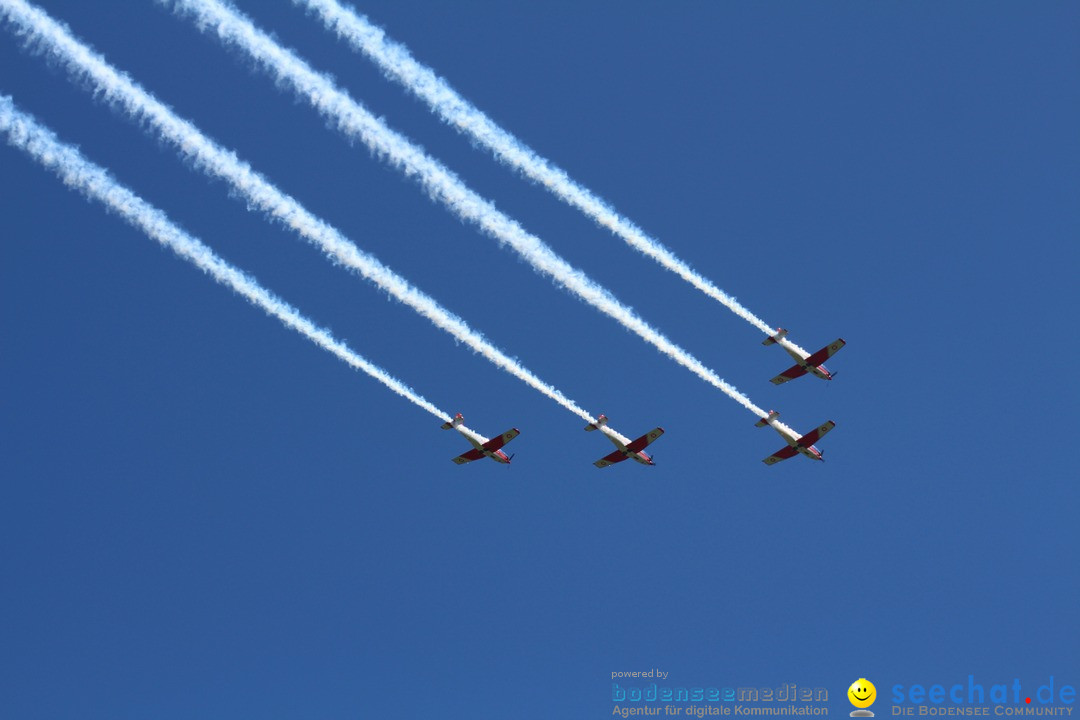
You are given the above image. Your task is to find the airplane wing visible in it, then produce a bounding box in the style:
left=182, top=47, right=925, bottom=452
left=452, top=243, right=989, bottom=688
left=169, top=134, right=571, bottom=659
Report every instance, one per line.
left=451, top=448, right=486, bottom=465
left=594, top=449, right=629, bottom=468
left=481, top=428, right=520, bottom=452
left=625, top=428, right=665, bottom=453
left=762, top=445, right=800, bottom=465
left=797, top=421, right=836, bottom=446
left=770, top=363, right=809, bottom=385
left=802, top=339, right=846, bottom=368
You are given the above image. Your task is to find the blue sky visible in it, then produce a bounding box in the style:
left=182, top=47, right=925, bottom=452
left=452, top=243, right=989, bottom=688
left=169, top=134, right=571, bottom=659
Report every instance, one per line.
left=1, top=1, right=1077, bottom=717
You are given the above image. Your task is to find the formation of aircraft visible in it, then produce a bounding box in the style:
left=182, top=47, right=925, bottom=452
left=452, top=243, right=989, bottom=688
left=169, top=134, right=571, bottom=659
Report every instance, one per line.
left=441, top=413, right=519, bottom=465
left=442, top=327, right=844, bottom=468
left=763, top=328, right=846, bottom=385
left=583, top=415, right=665, bottom=468
left=755, top=410, right=835, bottom=465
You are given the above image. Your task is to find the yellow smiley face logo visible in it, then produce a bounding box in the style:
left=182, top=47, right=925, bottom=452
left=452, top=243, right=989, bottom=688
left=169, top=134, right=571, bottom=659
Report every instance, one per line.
left=848, top=679, right=876, bottom=709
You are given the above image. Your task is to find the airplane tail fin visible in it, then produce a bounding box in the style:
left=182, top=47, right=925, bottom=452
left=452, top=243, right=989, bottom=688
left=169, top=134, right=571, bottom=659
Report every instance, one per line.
left=440, top=413, right=464, bottom=430
left=755, top=410, right=780, bottom=428
left=584, top=414, right=609, bottom=432
left=762, top=328, right=789, bottom=346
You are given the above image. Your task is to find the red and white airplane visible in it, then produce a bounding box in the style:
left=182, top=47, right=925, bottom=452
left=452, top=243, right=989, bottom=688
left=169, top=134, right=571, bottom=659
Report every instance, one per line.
left=763, top=328, right=846, bottom=385
left=440, top=413, right=520, bottom=465
left=584, top=414, right=664, bottom=468
left=756, top=410, right=835, bottom=465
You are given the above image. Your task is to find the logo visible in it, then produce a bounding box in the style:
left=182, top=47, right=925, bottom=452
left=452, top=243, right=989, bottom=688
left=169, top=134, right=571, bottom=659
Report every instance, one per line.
left=850, top=678, right=877, bottom=717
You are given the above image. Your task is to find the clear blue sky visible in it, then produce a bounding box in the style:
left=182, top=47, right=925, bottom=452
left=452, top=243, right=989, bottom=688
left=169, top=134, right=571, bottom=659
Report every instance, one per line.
left=2, top=2, right=1077, bottom=717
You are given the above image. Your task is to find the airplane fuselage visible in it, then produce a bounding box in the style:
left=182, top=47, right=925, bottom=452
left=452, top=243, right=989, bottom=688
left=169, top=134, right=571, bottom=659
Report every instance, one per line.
left=757, top=410, right=833, bottom=465
left=462, top=432, right=512, bottom=463
left=602, top=431, right=654, bottom=465
left=781, top=344, right=834, bottom=380
left=772, top=422, right=825, bottom=461
left=585, top=416, right=664, bottom=468
left=442, top=414, right=519, bottom=465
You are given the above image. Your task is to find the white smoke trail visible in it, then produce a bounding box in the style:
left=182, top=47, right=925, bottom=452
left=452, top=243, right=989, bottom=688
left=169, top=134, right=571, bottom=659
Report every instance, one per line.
left=0, top=0, right=600, bottom=431
left=0, top=94, right=493, bottom=440
left=293, top=0, right=809, bottom=359
left=164, top=0, right=786, bottom=427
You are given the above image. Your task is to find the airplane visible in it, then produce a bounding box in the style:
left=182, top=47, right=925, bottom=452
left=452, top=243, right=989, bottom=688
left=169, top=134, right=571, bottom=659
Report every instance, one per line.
left=763, top=328, right=846, bottom=385
left=584, top=414, right=664, bottom=468
left=755, top=410, right=835, bottom=465
left=440, top=413, right=520, bottom=465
